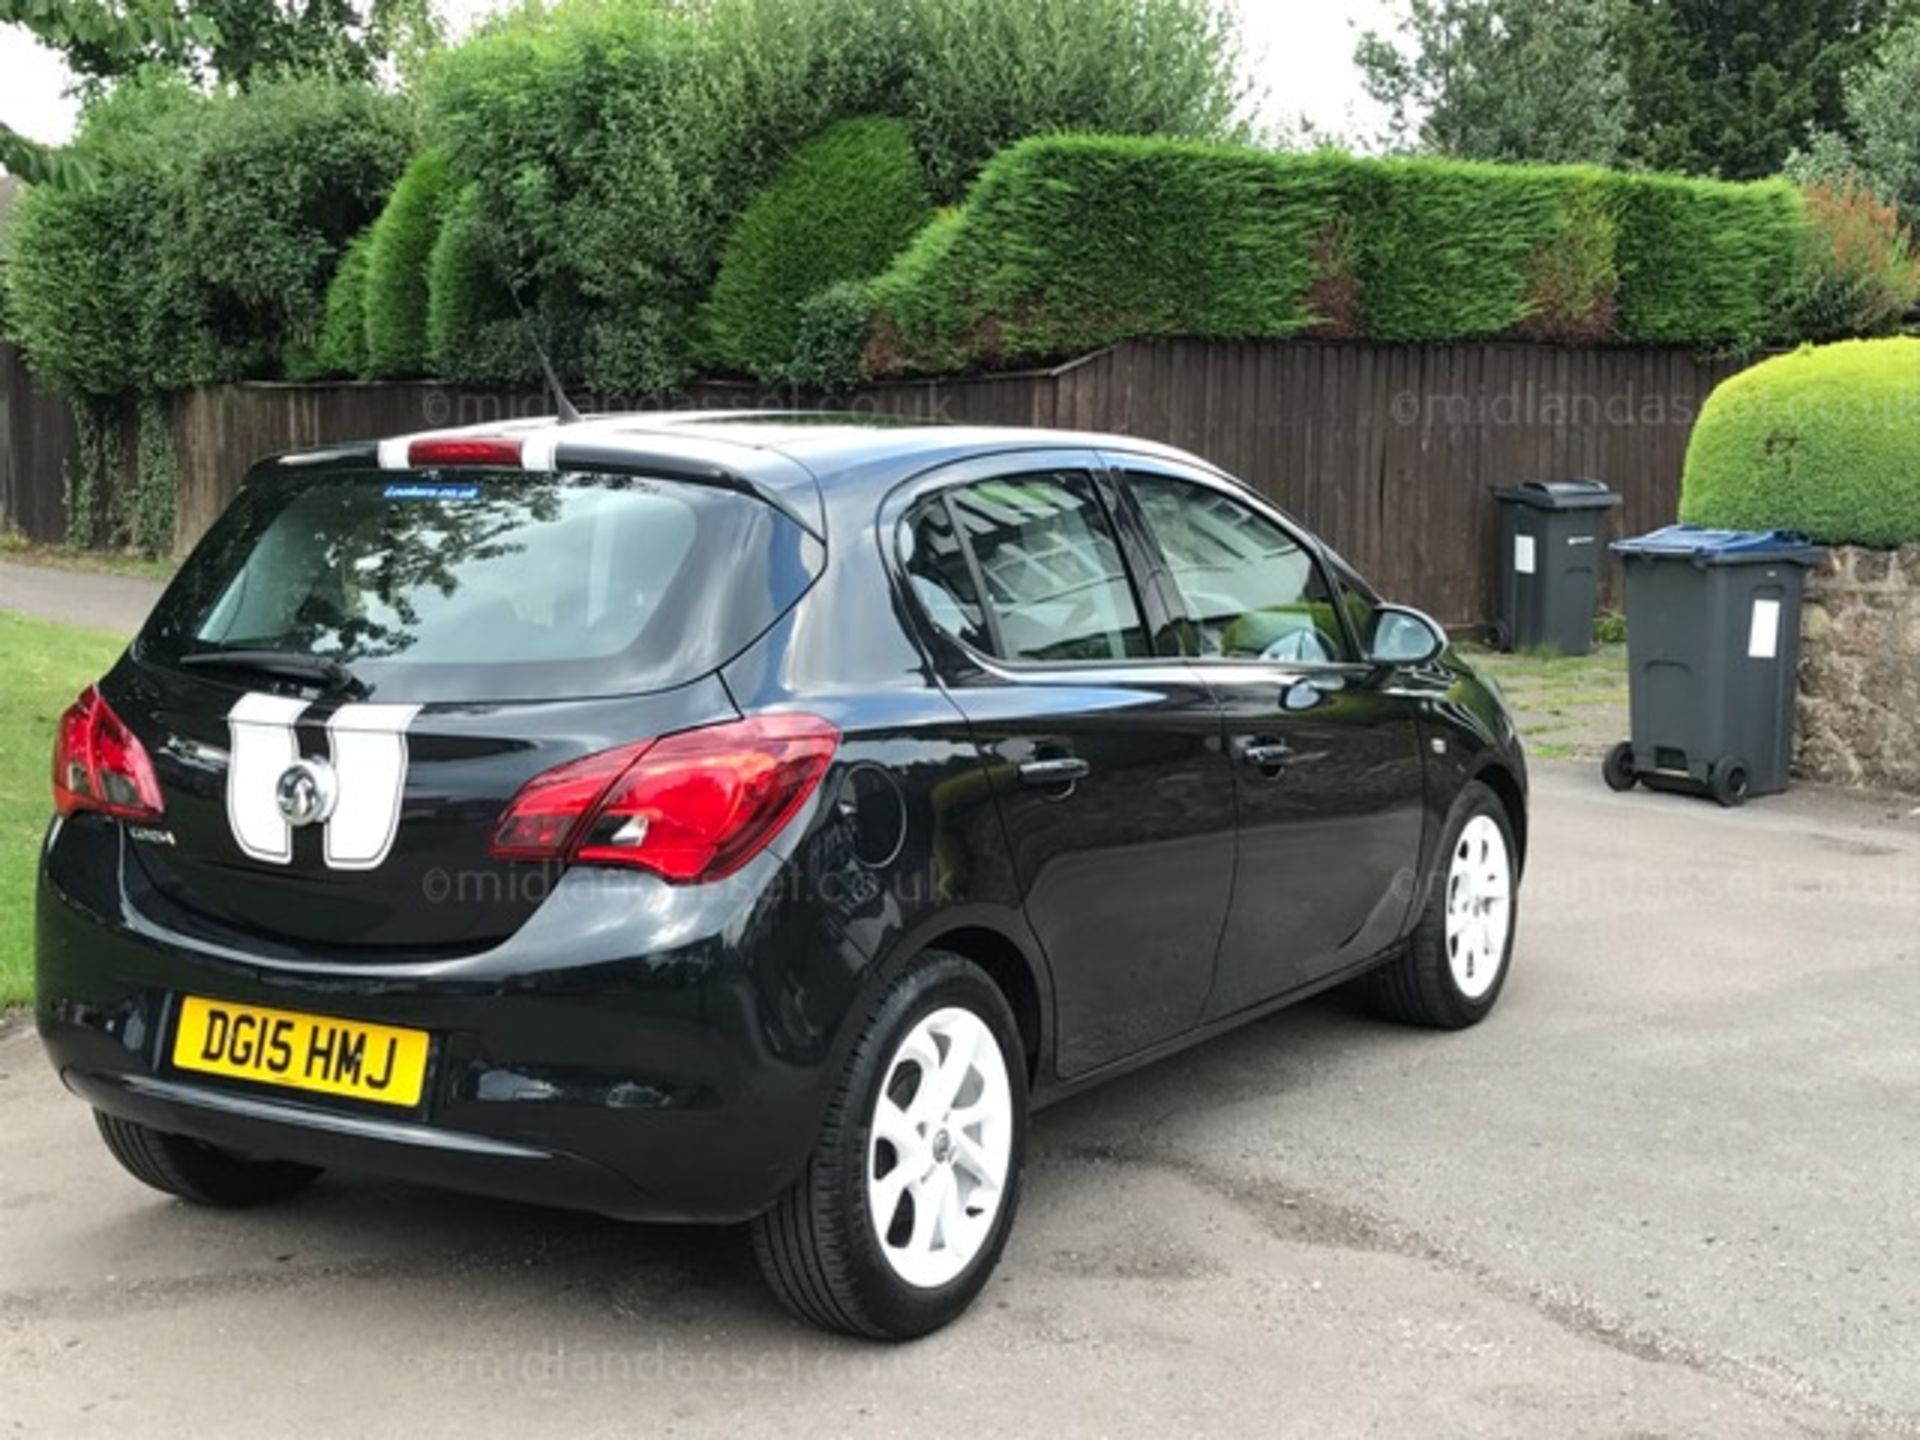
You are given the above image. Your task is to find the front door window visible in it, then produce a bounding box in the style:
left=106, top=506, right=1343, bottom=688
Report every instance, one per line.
left=1128, top=473, right=1350, bottom=665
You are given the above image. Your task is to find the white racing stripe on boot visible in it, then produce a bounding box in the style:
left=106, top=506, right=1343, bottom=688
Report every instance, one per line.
left=323, top=704, right=423, bottom=871
left=225, top=693, right=308, bottom=864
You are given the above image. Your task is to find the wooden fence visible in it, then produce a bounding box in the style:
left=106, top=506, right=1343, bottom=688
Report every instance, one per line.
left=2, top=338, right=1745, bottom=627
left=0, top=339, right=81, bottom=544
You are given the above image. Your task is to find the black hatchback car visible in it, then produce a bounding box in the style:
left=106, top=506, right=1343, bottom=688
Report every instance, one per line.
left=38, top=414, right=1526, bottom=1338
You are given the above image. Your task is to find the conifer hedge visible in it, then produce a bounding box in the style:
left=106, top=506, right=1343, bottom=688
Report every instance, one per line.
left=854, top=136, right=1818, bottom=378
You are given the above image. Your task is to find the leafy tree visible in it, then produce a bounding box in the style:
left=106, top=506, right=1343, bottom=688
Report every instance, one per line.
left=2, top=0, right=434, bottom=183
left=1848, top=15, right=1920, bottom=209
left=22, top=0, right=437, bottom=91
left=1360, top=0, right=1918, bottom=180
left=0, top=0, right=209, bottom=182
left=168, top=73, right=413, bottom=379
left=1788, top=15, right=1920, bottom=214
left=4, top=73, right=409, bottom=392
left=897, top=0, right=1248, bottom=196
left=1615, top=0, right=1915, bottom=179
left=1356, top=0, right=1631, bottom=165
left=192, top=0, right=440, bottom=87
left=2, top=80, right=205, bottom=390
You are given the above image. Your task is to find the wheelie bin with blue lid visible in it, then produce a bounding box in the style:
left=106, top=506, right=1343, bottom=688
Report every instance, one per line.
left=1604, top=525, right=1824, bottom=806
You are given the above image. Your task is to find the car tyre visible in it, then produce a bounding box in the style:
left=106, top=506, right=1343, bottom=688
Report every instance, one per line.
left=750, top=951, right=1028, bottom=1340
left=1370, top=780, right=1518, bottom=1029
left=94, top=1110, right=323, bottom=1206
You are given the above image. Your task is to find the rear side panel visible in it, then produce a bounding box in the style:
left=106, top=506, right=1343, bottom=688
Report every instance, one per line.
left=721, top=455, right=1055, bottom=1079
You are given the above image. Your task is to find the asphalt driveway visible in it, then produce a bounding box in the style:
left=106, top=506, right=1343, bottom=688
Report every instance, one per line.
left=4, top=765, right=1918, bottom=1439
left=0, top=560, right=165, bottom=634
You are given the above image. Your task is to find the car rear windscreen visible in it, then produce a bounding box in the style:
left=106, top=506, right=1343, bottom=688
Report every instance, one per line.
left=140, top=469, right=819, bottom=702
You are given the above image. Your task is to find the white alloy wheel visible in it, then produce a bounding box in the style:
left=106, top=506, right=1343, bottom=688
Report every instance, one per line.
left=867, top=1006, right=1014, bottom=1290
left=1445, top=814, right=1512, bottom=999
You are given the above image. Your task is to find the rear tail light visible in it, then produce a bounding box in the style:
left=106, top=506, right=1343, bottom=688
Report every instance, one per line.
left=52, top=686, right=165, bottom=821
left=490, top=714, right=839, bottom=883
left=407, top=436, right=524, bottom=468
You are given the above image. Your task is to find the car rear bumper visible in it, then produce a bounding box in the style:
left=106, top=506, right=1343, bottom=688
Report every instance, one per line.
left=36, top=818, right=867, bottom=1224
left=60, top=1065, right=652, bottom=1216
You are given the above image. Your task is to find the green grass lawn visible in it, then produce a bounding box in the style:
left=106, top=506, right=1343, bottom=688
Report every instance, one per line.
left=1463, top=641, right=1631, bottom=762
left=1, top=612, right=129, bottom=1007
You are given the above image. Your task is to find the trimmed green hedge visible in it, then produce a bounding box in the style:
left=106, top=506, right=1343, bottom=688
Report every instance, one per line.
left=425, top=183, right=551, bottom=385
left=1680, top=338, right=1920, bottom=546
left=168, top=74, right=413, bottom=382
left=703, top=117, right=932, bottom=381
left=4, top=74, right=409, bottom=396
left=869, top=136, right=1354, bottom=374
left=305, top=229, right=376, bottom=378
left=861, top=136, right=1820, bottom=376
left=784, top=279, right=877, bottom=390
left=423, top=0, right=1244, bottom=392
left=1351, top=161, right=1619, bottom=342
left=365, top=148, right=455, bottom=378
left=1614, top=174, right=1806, bottom=347
left=3, top=82, right=205, bottom=396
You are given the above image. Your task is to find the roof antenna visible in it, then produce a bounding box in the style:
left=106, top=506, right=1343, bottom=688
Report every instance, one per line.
left=502, top=273, right=583, bottom=425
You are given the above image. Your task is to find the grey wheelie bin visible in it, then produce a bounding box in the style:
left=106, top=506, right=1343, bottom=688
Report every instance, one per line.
left=1491, top=479, right=1623, bottom=655
left=1603, top=525, right=1824, bottom=807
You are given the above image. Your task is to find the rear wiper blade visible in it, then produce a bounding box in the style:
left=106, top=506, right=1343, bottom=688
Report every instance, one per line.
left=180, top=650, right=367, bottom=696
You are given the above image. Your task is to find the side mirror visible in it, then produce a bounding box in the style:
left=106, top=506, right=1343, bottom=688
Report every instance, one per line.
left=1365, top=605, right=1449, bottom=669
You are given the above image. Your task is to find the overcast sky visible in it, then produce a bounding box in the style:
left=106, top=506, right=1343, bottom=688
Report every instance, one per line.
left=0, top=0, right=1397, bottom=151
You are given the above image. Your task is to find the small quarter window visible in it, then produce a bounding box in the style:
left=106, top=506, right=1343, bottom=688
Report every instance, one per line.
left=901, top=497, right=992, bottom=654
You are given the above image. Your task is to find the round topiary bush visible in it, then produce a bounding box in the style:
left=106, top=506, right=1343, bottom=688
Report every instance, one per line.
left=1680, top=337, right=1920, bottom=547
left=364, top=148, right=455, bottom=378
left=702, top=116, right=932, bottom=381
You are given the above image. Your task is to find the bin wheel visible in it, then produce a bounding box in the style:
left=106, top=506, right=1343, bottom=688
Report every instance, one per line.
left=1602, top=742, right=1638, bottom=792
left=1486, top=621, right=1511, bottom=652
left=1709, top=757, right=1751, bottom=808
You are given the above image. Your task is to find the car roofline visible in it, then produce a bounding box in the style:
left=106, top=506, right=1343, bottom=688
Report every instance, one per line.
left=256, top=414, right=829, bottom=541
left=251, top=411, right=1235, bottom=540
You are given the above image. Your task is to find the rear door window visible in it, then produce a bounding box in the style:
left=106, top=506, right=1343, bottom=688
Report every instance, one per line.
left=141, top=470, right=818, bottom=702
left=905, top=471, right=1149, bottom=664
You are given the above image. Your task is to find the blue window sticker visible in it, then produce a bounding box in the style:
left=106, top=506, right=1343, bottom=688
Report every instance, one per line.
left=383, top=482, right=482, bottom=501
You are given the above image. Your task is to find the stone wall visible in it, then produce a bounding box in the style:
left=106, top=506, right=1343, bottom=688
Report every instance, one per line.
left=1798, top=545, right=1920, bottom=793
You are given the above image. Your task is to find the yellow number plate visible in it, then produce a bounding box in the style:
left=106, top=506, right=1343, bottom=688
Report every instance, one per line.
left=171, top=996, right=430, bottom=1109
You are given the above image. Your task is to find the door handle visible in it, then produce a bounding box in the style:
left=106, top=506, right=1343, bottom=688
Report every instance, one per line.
left=1233, top=737, right=1294, bottom=772
left=1018, top=755, right=1091, bottom=788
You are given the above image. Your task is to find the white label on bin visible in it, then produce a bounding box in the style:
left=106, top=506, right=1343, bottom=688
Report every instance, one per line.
left=1515, top=535, right=1537, bottom=575
left=1748, top=598, right=1781, bottom=660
